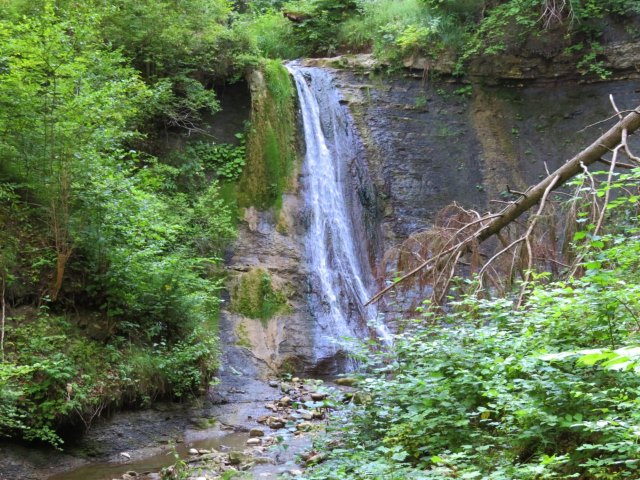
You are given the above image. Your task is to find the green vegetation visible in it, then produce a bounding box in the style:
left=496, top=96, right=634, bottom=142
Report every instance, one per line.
left=231, top=268, right=290, bottom=321
left=303, top=170, right=640, bottom=479
left=241, top=0, right=639, bottom=78
left=237, top=60, right=298, bottom=210
left=0, top=0, right=246, bottom=446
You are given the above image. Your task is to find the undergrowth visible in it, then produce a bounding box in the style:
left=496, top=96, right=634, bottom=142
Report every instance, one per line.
left=0, top=311, right=218, bottom=448
left=303, top=170, right=640, bottom=479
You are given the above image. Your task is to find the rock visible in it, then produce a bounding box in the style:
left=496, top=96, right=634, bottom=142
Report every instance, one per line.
left=305, top=452, right=327, bottom=466
left=280, top=383, right=291, bottom=393
left=335, top=377, right=358, bottom=386
left=120, top=452, right=131, bottom=459
left=257, top=415, right=270, bottom=424
left=278, top=395, right=292, bottom=406
left=247, top=438, right=262, bottom=446
left=266, top=417, right=286, bottom=429
left=249, top=428, right=265, bottom=437
left=188, top=448, right=199, bottom=455
left=353, top=392, right=372, bottom=405
left=310, top=392, right=327, bottom=401
left=265, top=403, right=278, bottom=412
left=312, top=410, right=324, bottom=419
left=268, top=380, right=279, bottom=388
left=289, top=470, right=303, bottom=476
left=228, top=451, right=248, bottom=465
left=296, top=421, right=313, bottom=432
left=300, top=411, right=314, bottom=421
left=197, top=449, right=210, bottom=454
left=292, top=377, right=301, bottom=383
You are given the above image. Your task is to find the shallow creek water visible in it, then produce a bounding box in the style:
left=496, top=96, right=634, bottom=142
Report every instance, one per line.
left=47, top=432, right=249, bottom=480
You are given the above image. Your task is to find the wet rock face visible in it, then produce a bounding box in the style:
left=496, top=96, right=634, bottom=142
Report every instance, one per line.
left=220, top=196, right=318, bottom=379
left=328, top=67, right=640, bottom=253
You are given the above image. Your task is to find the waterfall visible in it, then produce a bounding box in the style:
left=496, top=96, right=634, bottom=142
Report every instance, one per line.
left=287, top=64, right=390, bottom=371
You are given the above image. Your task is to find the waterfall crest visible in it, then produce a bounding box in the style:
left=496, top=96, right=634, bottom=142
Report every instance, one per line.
left=287, top=64, right=390, bottom=371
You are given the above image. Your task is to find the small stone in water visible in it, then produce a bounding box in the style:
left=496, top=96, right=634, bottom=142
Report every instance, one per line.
left=249, top=428, right=265, bottom=437
left=120, top=452, right=131, bottom=459
left=247, top=438, right=261, bottom=445
left=268, top=380, right=279, bottom=388
left=310, top=392, right=327, bottom=401
left=188, top=448, right=199, bottom=455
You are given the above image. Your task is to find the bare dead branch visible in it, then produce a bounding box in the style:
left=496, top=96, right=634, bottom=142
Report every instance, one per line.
left=367, top=105, right=640, bottom=306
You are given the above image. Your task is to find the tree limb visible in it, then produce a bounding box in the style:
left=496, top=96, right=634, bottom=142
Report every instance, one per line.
left=367, top=106, right=640, bottom=306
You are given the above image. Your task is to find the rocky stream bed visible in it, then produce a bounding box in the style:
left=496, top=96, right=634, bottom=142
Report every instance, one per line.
left=0, top=374, right=354, bottom=480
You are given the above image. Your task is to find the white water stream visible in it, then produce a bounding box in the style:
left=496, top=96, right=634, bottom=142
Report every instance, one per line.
left=288, top=64, right=391, bottom=369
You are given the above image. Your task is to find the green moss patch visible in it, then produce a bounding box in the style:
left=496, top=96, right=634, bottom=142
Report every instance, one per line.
left=237, top=60, right=298, bottom=210
left=231, top=268, right=290, bottom=321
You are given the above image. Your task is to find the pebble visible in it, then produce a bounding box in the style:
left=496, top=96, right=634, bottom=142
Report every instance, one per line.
left=249, top=428, right=265, bottom=437
left=310, top=392, right=327, bottom=401
left=266, top=417, right=286, bottom=429
left=268, top=380, right=279, bottom=388
left=247, top=438, right=262, bottom=445
left=188, top=448, right=199, bottom=455
left=280, top=383, right=291, bottom=393
left=296, top=421, right=313, bottom=432
left=335, top=377, right=358, bottom=386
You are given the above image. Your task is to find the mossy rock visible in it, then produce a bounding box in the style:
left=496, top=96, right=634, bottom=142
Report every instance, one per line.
left=231, top=268, right=290, bottom=322
left=235, top=322, right=252, bottom=348
left=237, top=60, right=298, bottom=211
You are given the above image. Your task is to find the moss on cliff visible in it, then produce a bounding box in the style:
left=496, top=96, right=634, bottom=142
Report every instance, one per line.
left=237, top=60, right=298, bottom=210
left=231, top=268, right=290, bottom=321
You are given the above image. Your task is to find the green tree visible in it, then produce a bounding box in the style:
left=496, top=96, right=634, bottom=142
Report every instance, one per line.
left=0, top=1, right=149, bottom=300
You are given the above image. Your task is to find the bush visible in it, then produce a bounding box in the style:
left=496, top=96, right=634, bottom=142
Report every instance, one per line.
left=0, top=312, right=219, bottom=446
left=305, top=169, right=640, bottom=479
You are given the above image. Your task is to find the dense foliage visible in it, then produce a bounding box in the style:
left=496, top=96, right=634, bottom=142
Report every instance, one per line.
left=0, top=0, right=245, bottom=446
left=304, top=170, right=640, bottom=479
left=243, top=0, right=639, bottom=77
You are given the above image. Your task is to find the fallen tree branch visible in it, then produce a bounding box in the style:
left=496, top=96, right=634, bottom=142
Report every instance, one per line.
left=366, top=105, right=640, bottom=306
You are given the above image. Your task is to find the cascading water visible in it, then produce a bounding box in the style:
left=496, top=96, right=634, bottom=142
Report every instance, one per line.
left=287, top=64, right=390, bottom=371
